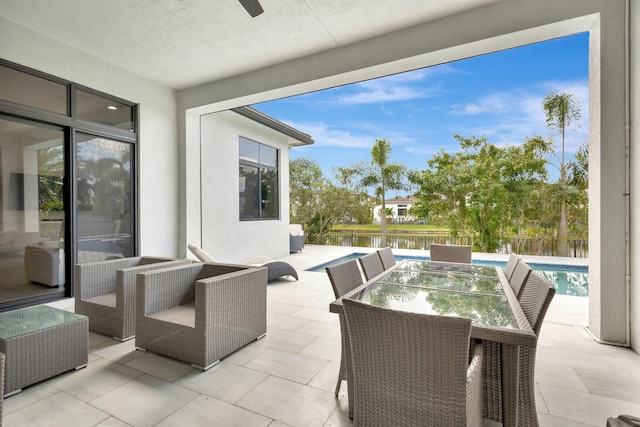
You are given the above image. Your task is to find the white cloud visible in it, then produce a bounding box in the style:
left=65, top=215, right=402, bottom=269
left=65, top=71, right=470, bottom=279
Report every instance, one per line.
left=448, top=80, right=589, bottom=151
left=281, top=120, right=373, bottom=148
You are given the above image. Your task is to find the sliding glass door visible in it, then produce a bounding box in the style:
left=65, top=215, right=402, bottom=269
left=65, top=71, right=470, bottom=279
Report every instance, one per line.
left=0, top=117, right=65, bottom=304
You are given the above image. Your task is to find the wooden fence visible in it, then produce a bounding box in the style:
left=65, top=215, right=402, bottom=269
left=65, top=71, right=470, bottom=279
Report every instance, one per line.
left=323, top=232, right=588, bottom=258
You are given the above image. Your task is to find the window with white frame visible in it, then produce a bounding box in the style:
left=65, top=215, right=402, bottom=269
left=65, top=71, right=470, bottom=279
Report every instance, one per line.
left=239, top=137, right=279, bottom=220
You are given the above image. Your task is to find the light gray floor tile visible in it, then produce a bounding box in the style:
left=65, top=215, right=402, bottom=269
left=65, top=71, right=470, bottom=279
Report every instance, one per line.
left=90, top=339, right=146, bottom=364
left=308, top=360, right=341, bottom=393
left=4, top=391, right=110, bottom=427
left=1, top=380, right=59, bottom=415
left=295, top=318, right=341, bottom=340
left=260, top=327, right=317, bottom=353
left=267, top=312, right=310, bottom=331
left=48, top=357, right=143, bottom=402
left=124, top=351, right=194, bottom=382
left=90, top=374, right=198, bottom=427
left=95, top=417, right=134, bottom=427
left=537, top=412, right=598, bottom=426
left=156, top=395, right=272, bottom=427
left=535, top=361, right=589, bottom=392
left=175, top=362, right=268, bottom=403
left=300, top=336, right=341, bottom=362
left=576, top=368, right=640, bottom=404
left=291, top=307, right=338, bottom=324
left=539, top=383, right=640, bottom=427
left=236, top=376, right=337, bottom=427
left=245, top=348, right=328, bottom=384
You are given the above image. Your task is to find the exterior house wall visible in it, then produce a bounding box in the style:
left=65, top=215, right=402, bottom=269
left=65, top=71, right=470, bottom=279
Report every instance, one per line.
left=373, top=198, right=418, bottom=223
left=0, top=17, right=180, bottom=258
left=198, top=111, right=290, bottom=262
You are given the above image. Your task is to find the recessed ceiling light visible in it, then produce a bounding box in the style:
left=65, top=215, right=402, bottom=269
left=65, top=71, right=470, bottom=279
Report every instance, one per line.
left=107, top=105, right=118, bottom=110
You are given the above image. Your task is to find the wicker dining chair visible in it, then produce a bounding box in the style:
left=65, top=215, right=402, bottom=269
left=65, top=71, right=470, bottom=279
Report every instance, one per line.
left=359, top=252, right=384, bottom=280
left=326, top=259, right=364, bottom=398
left=509, top=260, right=533, bottom=300
left=429, top=244, right=472, bottom=264
left=504, top=253, right=521, bottom=281
left=517, top=272, right=556, bottom=427
left=0, top=352, right=4, bottom=426
left=342, top=298, right=483, bottom=427
left=377, top=247, right=396, bottom=270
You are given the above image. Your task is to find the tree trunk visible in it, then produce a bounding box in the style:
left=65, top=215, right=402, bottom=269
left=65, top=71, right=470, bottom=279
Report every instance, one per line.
left=556, top=198, right=568, bottom=256
left=380, top=199, right=387, bottom=247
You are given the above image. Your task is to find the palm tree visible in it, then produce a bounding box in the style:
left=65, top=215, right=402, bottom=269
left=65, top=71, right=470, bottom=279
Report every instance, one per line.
left=542, top=92, right=581, bottom=256
left=361, top=139, right=408, bottom=247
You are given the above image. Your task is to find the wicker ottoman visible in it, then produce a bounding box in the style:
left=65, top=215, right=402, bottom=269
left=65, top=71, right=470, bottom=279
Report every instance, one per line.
left=0, top=305, right=88, bottom=396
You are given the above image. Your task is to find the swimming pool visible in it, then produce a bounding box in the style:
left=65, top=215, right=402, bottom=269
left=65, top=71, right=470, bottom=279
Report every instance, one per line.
left=307, top=253, right=589, bottom=297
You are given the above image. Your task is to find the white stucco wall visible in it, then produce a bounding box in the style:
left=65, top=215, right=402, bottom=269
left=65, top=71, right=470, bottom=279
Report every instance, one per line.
left=0, top=17, right=180, bottom=258
left=178, top=0, right=634, bottom=349
left=198, top=111, right=290, bottom=262
left=629, top=0, right=639, bottom=352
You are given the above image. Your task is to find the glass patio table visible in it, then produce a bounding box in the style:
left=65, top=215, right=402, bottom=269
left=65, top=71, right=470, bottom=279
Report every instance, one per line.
left=329, top=259, right=536, bottom=425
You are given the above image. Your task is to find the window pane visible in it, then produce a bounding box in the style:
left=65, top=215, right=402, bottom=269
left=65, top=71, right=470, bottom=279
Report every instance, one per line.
left=239, top=137, right=259, bottom=163
left=239, top=165, right=260, bottom=218
left=76, top=90, right=134, bottom=131
left=261, top=168, right=278, bottom=219
left=0, top=64, right=67, bottom=114
left=260, top=144, right=277, bottom=167
left=76, top=133, right=132, bottom=262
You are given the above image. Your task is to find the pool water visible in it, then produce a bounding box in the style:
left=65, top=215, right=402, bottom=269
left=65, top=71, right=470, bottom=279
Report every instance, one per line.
left=307, top=253, right=589, bottom=297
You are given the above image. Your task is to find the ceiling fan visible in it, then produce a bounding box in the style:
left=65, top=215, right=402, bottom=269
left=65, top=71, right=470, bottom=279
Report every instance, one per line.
left=238, top=0, right=264, bottom=17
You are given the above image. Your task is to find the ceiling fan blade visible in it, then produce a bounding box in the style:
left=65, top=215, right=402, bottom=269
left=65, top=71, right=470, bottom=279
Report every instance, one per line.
left=238, top=0, right=263, bottom=17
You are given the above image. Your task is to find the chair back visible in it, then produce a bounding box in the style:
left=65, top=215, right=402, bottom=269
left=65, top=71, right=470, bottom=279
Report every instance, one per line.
left=504, top=253, right=521, bottom=281
left=509, top=261, right=532, bottom=300
left=326, top=259, right=364, bottom=299
left=377, top=247, right=396, bottom=270
left=359, top=252, right=384, bottom=280
left=188, top=244, right=216, bottom=262
left=342, top=299, right=475, bottom=426
left=429, top=244, right=472, bottom=264
left=520, top=272, right=556, bottom=334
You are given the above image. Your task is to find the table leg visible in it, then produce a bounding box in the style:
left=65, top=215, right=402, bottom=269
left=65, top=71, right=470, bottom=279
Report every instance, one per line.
left=502, top=343, right=520, bottom=426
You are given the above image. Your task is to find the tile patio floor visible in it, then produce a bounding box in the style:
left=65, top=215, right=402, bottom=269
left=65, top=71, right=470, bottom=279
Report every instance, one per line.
left=3, top=245, right=640, bottom=426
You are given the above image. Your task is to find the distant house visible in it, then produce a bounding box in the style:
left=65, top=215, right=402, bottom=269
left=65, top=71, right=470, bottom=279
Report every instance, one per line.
left=373, top=196, right=421, bottom=224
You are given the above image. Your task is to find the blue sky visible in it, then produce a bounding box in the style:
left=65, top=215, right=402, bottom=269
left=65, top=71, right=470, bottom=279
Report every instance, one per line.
left=254, top=33, right=589, bottom=185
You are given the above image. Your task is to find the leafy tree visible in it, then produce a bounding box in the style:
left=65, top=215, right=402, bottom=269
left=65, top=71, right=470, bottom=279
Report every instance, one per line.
left=341, top=139, right=409, bottom=247
left=540, top=91, right=582, bottom=256
left=410, top=135, right=548, bottom=253
left=289, top=157, right=374, bottom=244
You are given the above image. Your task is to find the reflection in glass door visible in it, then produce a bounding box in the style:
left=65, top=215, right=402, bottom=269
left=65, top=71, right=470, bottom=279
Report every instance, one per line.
left=76, top=133, right=132, bottom=263
left=0, top=118, right=65, bottom=304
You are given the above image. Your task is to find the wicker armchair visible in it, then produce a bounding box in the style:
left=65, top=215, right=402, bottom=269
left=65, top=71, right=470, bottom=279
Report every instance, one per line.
left=504, top=253, right=521, bottom=281
left=429, top=243, right=472, bottom=264
left=75, top=257, right=192, bottom=341
left=358, top=252, right=384, bottom=280
left=326, top=259, right=364, bottom=401
left=518, top=272, right=555, bottom=427
left=135, top=262, right=268, bottom=370
left=342, top=299, right=482, bottom=427
left=289, top=224, right=305, bottom=253
left=509, top=260, right=533, bottom=300
left=377, top=247, right=396, bottom=270
left=0, top=352, right=4, bottom=426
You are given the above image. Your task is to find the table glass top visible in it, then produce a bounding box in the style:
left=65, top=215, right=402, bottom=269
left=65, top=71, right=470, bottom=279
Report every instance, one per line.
left=396, top=260, right=500, bottom=277
left=376, top=269, right=504, bottom=295
left=0, top=306, right=86, bottom=339
left=348, top=282, right=519, bottom=329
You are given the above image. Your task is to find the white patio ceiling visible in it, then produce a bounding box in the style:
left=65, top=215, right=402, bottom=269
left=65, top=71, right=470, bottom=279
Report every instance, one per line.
left=0, top=0, right=498, bottom=90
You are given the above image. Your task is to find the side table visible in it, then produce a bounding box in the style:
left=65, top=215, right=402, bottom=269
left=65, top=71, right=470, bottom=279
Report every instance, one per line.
left=0, top=305, right=88, bottom=396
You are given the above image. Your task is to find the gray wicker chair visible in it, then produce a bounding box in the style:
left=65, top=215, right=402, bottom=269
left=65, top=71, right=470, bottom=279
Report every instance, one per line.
left=377, top=247, right=396, bottom=270
left=429, top=243, right=472, bottom=264
left=135, top=262, right=268, bottom=370
left=326, top=259, right=364, bottom=399
left=75, top=256, right=192, bottom=341
left=342, top=298, right=482, bottom=427
left=504, top=253, right=521, bottom=281
left=518, top=272, right=555, bottom=427
left=358, top=252, right=384, bottom=280
left=509, top=260, right=533, bottom=300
